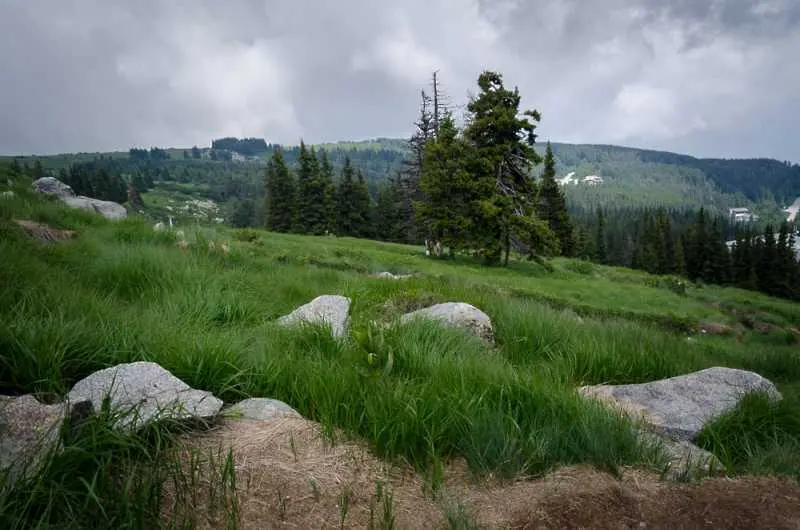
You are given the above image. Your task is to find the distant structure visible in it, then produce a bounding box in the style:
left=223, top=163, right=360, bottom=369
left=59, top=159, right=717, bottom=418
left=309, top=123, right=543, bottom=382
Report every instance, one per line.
left=557, top=173, right=604, bottom=187
left=728, top=207, right=758, bottom=223
left=582, top=175, right=604, bottom=186
left=558, top=172, right=576, bottom=186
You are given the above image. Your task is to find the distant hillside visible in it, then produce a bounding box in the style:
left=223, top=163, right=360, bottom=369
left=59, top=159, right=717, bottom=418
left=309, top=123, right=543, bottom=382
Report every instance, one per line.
left=4, top=138, right=798, bottom=225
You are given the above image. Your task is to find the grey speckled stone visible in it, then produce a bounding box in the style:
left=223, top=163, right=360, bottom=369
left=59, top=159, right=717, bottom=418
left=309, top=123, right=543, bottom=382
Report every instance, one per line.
left=0, top=395, right=89, bottom=488
left=33, top=177, right=127, bottom=220
left=67, top=362, right=223, bottom=431
left=225, top=398, right=301, bottom=421
left=277, top=295, right=351, bottom=338
left=639, top=432, right=725, bottom=481
left=580, top=367, right=781, bottom=441
left=401, top=302, right=494, bottom=345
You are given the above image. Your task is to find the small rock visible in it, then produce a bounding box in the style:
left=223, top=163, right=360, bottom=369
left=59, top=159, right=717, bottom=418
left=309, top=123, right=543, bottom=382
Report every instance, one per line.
left=401, top=302, right=494, bottom=345
left=698, top=322, right=733, bottom=335
left=14, top=219, right=76, bottom=243
left=0, top=190, right=15, bottom=199
left=277, top=295, right=351, bottom=338
left=374, top=272, right=414, bottom=280
left=0, top=395, right=89, bottom=488
left=753, top=321, right=780, bottom=334
left=67, top=362, right=223, bottom=431
left=580, top=367, right=781, bottom=441
left=225, top=398, right=301, bottom=421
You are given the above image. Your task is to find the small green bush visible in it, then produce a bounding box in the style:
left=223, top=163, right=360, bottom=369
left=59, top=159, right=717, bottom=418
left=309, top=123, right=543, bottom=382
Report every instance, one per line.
left=232, top=228, right=260, bottom=242
left=563, top=259, right=595, bottom=276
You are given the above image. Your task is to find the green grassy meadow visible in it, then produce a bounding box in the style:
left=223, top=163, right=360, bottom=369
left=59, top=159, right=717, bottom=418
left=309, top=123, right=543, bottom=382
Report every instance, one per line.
left=1, top=177, right=799, bottom=528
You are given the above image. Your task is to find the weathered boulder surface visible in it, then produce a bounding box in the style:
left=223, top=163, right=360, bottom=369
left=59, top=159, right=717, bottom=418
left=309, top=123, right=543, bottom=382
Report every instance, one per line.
left=277, top=295, right=351, bottom=338
left=67, top=362, right=223, bottom=430
left=33, top=176, right=75, bottom=198
left=580, top=367, right=781, bottom=441
left=33, top=177, right=127, bottom=220
left=639, top=431, right=724, bottom=481
left=0, top=395, right=88, bottom=488
left=401, top=302, right=495, bottom=345
left=225, top=398, right=301, bottom=421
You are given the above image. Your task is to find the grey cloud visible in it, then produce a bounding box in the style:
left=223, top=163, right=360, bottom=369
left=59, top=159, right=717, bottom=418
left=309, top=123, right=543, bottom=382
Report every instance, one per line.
left=0, top=0, right=798, bottom=161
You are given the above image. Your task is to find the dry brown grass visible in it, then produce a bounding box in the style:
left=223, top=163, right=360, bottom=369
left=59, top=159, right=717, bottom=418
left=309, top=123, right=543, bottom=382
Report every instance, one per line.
left=166, top=417, right=445, bottom=529
left=165, top=418, right=800, bottom=530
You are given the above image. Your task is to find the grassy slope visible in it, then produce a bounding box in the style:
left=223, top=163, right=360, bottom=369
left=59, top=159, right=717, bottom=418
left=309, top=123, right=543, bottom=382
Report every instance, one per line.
left=1, top=178, right=799, bottom=525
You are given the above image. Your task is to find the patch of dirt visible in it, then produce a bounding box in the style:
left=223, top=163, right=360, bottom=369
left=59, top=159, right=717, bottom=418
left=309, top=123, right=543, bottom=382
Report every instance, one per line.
left=167, top=417, right=445, bottom=529
left=697, top=322, right=734, bottom=336
left=14, top=219, right=76, bottom=243
left=168, top=419, right=800, bottom=529
left=499, top=466, right=800, bottom=529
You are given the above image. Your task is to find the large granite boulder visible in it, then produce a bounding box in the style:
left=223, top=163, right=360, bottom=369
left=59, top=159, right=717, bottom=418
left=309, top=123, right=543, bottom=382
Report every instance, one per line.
left=33, top=177, right=127, bottom=220
left=580, top=367, right=781, bottom=442
left=0, top=395, right=89, bottom=488
left=401, top=302, right=494, bottom=345
left=277, top=295, right=351, bottom=338
left=224, top=398, right=301, bottom=421
left=67, top=362, right=223, bottom=431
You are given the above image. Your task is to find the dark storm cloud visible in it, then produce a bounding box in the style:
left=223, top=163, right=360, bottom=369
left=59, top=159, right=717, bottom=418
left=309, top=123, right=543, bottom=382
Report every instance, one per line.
left=0, top=0, right=798, bottom=161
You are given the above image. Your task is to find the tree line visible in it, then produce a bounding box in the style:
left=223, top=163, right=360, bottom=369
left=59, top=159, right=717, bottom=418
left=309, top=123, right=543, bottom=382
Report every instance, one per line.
left=586, top=205, right=800, bottom=301
left=260, top=144, right=373, bottom=237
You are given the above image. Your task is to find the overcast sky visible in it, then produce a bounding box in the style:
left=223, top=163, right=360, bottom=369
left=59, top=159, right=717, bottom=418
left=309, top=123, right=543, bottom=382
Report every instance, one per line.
left=1, top=0, right=799, bottom=161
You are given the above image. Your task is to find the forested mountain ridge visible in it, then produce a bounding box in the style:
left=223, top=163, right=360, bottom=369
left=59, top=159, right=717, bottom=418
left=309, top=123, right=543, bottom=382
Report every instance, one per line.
left=3, top=137, right=798, bottom=222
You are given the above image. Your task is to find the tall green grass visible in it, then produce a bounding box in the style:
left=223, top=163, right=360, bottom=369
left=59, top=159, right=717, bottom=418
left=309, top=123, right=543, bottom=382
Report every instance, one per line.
left=1, top=195, right=800, bottom=526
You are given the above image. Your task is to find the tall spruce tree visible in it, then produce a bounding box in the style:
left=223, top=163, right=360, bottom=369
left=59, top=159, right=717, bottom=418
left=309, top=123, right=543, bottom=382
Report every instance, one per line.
left=595, top=206, right=607, bottom=264
left=463, top=71, right=555, bottom=265
left=397, top=87, right=436, bottom=243
left=353, top=170, right=373, bottom=238
left=537, top=143, right=574, bottom=256
left=685, top=208, right=708, bottom=281
left=335, top=157, right=360, bottom=236
left=264, top=148, right=295, bottom=232
left=319, top=150, right=336, bottom=233
left=417, top=112, right=473, bottom=254
left=375, top=179, right=403, bottom=242
left=293, top=143, right=329, bottom=235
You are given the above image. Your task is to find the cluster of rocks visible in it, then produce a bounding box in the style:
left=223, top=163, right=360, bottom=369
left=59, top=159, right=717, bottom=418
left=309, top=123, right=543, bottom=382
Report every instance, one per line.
left=1, top=362, right=297, bottom=489
left=276, top=295, right=495, bottom=346
left=2, top=292, right=784, bottom=488
left=32, top=177, right=127, bottom=220
left=276, top=294, right=783, bottom=480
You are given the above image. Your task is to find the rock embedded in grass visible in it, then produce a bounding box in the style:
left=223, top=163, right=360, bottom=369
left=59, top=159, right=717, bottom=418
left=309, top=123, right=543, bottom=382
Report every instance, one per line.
left=67, top=361, right=223, bottom=431
left=224, top=398, right=301, bottom=421
left=0, top=394, right=90, bottom=488
left=580, top=367, right=782, bottom=442
left=277, top=294, right=351, bottom=338
left=401, top=302, right=495, bottom=345
left=33, top=176, right=127, bottom=220
left=374, top=271, right=415, bottom=280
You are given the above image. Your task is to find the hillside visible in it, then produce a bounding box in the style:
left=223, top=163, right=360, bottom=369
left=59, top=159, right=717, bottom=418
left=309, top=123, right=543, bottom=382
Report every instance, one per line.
left=1, top=172, right=799, bottom=528
left=4, top=139, right=798, bottom=228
